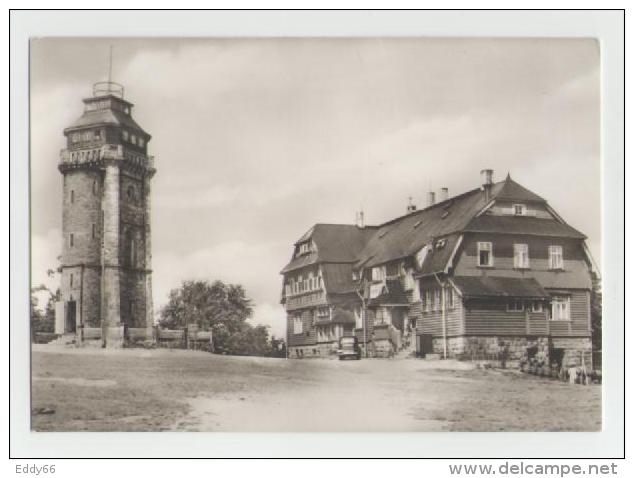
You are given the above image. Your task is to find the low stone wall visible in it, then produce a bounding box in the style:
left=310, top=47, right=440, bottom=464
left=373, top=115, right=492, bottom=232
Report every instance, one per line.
left=430, top=335, right=592, bottom=369
left=289, top=342, right=338, bottom=358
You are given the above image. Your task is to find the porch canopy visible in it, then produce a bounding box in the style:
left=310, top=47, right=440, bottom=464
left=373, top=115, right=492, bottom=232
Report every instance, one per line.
left=451, top=276, right=548, bottom=300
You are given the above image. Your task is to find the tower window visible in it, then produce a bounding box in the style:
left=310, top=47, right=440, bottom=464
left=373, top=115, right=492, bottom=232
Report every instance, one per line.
left=69, top=233, right=74, bottom=248
left=70, top=190, right=74, bottom=203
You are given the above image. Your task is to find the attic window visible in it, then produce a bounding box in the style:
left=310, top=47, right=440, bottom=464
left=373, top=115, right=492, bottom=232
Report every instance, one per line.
left=298, top=242, right=311, bottom=255
left=513, top=204, right=526, bottom=216
left=436, top=239, right=447, bottom=249
left=413, top=220, right=423, bottom=229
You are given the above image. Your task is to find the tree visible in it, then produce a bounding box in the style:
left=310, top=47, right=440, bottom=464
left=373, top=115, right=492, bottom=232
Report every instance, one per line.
left=30, top=286, right=55, bottom=336
left=159, top=280, right=272, bottom=356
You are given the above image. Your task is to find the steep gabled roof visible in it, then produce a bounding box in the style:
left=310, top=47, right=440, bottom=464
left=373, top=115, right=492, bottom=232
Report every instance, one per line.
left=281, top=174, right=588, bottom=279
left=353, top=185, right=496, bottom=269
left=493, top=174, right=546, bottom=203
left=464, top=215, right=586, bottom=239
left=281, top=224, right=375, bottom=273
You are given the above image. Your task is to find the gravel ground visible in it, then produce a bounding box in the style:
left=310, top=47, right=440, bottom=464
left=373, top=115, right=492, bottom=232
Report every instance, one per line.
left=31, top=345, right=601, bottom=432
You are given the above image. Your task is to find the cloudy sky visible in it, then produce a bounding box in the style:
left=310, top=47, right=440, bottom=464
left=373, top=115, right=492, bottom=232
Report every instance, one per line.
left=30, top=38, right=600, bottom=337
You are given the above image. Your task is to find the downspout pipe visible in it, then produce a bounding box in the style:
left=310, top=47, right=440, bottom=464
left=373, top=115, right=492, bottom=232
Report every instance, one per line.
left=433, top=272, right=447, bottom=359
left=355, top=284, right=368, bottom=358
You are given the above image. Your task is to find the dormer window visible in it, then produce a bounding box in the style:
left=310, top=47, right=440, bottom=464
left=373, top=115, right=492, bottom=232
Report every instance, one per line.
left=122, top=130, right=129, bottom=141
left=477, top=241, right=493, bottom=267
left=513, top=204, right=526, bottom=216
left=436, top=238, right=447, bottom=249
left=298, top=242, right=311, bottom=255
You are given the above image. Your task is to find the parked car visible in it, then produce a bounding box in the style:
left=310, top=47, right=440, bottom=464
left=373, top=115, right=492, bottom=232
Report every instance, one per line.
left=337, top=336, right=361, bottom=360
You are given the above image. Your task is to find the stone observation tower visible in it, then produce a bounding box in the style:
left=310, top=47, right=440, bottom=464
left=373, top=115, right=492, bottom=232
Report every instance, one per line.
left=56, top=79, right=155, bottom=347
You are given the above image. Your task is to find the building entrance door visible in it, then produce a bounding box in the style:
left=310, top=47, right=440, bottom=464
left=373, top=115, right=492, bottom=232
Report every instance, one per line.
left=66, top=301, right=77, bottom=333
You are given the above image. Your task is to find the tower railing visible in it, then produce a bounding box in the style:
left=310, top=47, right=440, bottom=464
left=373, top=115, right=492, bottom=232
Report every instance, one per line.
left=92, top=81, right=124, bottom=99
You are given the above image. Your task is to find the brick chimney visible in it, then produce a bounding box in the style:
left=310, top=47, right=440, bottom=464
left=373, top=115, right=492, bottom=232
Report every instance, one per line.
left=481, top=169, right=493, bottom=202
left=426, top=191, right=436, bottom=207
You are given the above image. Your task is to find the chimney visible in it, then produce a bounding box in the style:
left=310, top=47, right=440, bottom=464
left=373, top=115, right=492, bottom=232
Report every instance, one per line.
left=356, top=210, right=365, bottom=228
left=481, top=169, right=494, bottom=202
left=426, top=191, right=436, bottom=207
left=406, top=196, right=417, bottom=214
left=439, top=187, right=449, bottom=202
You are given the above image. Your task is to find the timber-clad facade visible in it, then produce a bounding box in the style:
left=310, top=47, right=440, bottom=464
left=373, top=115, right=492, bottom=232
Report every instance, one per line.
left=281, top=170, right=599, bottom=368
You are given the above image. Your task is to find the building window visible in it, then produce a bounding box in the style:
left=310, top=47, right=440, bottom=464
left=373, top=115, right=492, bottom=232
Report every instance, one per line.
left=70, top=190, right=75, bottom=203
left=71, top=132, right=80, bottom=143
left=92, top=180, right=98, bottom=195
left=477, top=241, right=493, bottom=267
left=507, top=300, right=525, bottom=312
left=551, top=296, right=570, bottom=321
left=371, top=266, right=386, bottom=282
left=532, top=301, right=543, bottom=313
left=514, top=243, right=530, bottom=269
left=69, top=233, right=74, bottom=248
left=293, top=316, right=303, bottom=334
left=70, top=273, right=74, bottom=287
left=433, top=289, right=441, bottom=311
left=424, top=290, right=431, bottom=312
left=139, top=137, right=145, bottom=147
left=549, top=245, right=564, bottom=270
left=130, top=134, right=137, bottom=145
left=94, top=129, right=101, bottom=140
left=446, top=288, right=454, bottom=309
left=513, top=204, right=526, bottom=216
left=122, top=130, right=129, bottom=141
left=285, top=284, right=291, bottom=296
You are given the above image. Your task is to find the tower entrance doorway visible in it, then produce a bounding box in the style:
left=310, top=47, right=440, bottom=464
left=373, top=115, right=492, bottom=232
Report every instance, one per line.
left=66, top=301, right=77, bottom=333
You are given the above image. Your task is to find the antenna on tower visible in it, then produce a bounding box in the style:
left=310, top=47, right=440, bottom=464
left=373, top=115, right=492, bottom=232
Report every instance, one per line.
left=93, top=44, right=124, bottom=98
left=108, top=44, right=113, bottom=86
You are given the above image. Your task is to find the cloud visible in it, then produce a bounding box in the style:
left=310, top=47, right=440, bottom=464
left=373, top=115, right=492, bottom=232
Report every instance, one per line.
left=29, top=38, right=601, bottom=326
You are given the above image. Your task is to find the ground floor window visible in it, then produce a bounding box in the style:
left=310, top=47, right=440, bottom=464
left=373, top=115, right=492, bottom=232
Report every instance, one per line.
left=507, top=300, right=525, bottom=312
left=374, top=307, right=392, bottom=326
left=293, top=315, right=303, bottom=334
left=551, top=296, right=570, bottom=321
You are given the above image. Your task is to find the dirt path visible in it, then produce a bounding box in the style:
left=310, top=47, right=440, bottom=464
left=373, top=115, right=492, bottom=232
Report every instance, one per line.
left=171, top=359, right=468, bottom=431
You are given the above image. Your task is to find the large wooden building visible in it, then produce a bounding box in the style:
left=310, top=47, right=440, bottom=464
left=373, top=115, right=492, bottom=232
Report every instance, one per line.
left=280, top=170, right=599, bottom=368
